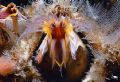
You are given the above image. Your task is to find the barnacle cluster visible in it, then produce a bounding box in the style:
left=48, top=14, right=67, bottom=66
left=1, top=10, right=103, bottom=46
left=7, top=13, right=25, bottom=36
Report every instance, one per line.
left=0, top=0, right=120, bottom=82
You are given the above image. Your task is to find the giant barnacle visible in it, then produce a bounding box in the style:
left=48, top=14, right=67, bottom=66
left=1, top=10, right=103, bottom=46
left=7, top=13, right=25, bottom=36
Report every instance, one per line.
left=0, top=0, right=120, bottom=82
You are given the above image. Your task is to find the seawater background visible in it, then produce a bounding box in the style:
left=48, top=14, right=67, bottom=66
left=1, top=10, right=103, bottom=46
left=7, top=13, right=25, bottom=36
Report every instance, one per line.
left=0, top=0, right=116, bottom=9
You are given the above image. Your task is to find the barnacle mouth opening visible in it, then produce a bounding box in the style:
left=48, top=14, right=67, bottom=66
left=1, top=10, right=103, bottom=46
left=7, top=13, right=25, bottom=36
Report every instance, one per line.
left=41, top=19, right=72, bottom=66
left=34, top=31, right=92, bottom=82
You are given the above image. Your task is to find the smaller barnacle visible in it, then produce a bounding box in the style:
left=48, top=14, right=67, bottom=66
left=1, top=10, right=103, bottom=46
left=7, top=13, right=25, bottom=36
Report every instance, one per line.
left=0, top=3, right=18, bottom=35
left=0, top=3, right=27, bottom=36
left=0, top=3, right=20, bottom=53
left=0, top=3, right=18, bottom=19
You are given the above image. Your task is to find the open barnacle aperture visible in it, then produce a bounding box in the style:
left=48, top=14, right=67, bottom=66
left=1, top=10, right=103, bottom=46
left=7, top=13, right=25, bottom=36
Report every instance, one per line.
left=35, top=6, right=90, bottom=81
left=36, top=18, right=86, bottom=65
